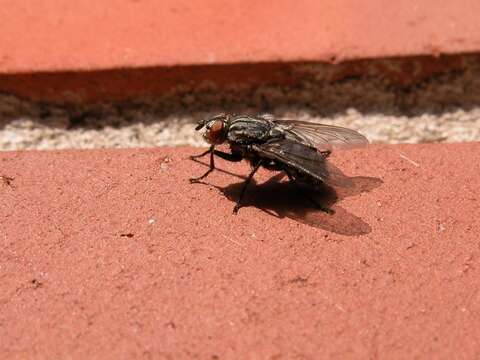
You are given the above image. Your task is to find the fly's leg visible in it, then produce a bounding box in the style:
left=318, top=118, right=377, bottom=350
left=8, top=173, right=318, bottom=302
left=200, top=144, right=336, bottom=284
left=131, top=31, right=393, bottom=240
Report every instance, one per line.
left=285, top=172, right=334, bottom=215
left=190, top=146, right=213, bottom=160
left=320, top=150, right=331, bottom=158
left=189, top=147, right=243, bottom=183
left=213, top=151, right=243, bottom=162
left=189, top=146, right=215, bottom=183
left=233, top=161, right=263, bottom=214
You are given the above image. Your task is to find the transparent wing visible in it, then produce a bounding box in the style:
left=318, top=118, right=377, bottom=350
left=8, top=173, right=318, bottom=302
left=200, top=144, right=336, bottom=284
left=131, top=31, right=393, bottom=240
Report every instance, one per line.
left=253, top=140, right=353, bottom=188
left=272, top=119, right=368, bottom=151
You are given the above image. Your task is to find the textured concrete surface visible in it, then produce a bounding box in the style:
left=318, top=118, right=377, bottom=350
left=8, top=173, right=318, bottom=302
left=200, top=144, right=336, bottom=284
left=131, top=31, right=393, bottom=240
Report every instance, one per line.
left=1, top=143, right=479, bottom=358
left=1, top=1, right=480, bottom=73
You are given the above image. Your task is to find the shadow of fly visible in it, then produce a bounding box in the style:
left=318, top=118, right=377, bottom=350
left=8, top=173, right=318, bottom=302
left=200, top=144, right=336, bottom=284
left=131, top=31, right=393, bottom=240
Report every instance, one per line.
left=190, top=113, right=368, bottom=214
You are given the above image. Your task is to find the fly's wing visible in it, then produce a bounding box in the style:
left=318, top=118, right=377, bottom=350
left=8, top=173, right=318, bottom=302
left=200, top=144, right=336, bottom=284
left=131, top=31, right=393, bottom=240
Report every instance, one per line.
left=272, top=119, right=368, bottom=151
left=253, top=140, right=353, bottom=188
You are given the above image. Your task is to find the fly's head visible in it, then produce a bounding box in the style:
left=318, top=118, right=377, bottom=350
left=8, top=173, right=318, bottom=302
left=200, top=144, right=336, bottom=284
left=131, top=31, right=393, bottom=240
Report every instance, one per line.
left=195, top=113, right=230, bottom=145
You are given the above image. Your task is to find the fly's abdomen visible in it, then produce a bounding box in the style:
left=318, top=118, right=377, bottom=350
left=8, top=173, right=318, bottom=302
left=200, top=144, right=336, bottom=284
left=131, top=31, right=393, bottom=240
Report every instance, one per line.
left=227, top=116, right=272, bottom=144
left=287, top=166, right=324, bottom=188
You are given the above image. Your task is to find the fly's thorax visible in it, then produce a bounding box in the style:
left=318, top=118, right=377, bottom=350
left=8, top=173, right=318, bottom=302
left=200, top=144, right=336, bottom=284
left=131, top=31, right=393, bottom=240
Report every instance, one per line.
left=268, top=127, right=285, bottom=139
left=226, top=116, right=274, bottom=144
left=230, top=143, right=254, bottom=159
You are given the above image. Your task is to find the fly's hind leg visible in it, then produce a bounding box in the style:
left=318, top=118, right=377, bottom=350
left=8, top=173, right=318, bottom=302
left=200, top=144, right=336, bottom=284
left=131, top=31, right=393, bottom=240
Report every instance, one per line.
left=285, top=171, right=334, bottom=215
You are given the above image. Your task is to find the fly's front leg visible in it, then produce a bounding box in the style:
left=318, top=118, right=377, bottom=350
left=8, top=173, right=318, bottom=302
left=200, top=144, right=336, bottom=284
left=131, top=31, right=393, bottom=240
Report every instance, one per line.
left=233, top=160, right=262, bottom=214
left=189, top=146, right=215, bottom=183
left=190, top=146, right=213, bottom=160
left=189, top=147, right=243, bottom=183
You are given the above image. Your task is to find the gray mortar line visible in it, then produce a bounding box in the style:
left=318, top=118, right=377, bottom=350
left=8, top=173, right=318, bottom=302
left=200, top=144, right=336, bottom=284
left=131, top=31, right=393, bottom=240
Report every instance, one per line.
left=1, top=59, right=479, bottom=150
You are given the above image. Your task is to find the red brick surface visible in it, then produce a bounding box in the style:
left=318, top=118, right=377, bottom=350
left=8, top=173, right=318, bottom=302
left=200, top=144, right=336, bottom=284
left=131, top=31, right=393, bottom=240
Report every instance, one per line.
left=0, top=55, right=472, bottom=102
left=2, top=1, right=480, bottom=102
left=1, top=143, right=479, bottom=358
left=1, top=1, right=480, bottom=73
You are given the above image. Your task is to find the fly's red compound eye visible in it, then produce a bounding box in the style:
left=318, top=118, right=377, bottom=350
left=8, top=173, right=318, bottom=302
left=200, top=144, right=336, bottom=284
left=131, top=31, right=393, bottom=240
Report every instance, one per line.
left=205, top=120, right=225, bottom=144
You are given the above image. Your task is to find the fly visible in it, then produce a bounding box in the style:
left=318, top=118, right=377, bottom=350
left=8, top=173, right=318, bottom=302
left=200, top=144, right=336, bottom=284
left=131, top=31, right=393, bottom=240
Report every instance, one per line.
left=189, top=113, right=368, bottom=214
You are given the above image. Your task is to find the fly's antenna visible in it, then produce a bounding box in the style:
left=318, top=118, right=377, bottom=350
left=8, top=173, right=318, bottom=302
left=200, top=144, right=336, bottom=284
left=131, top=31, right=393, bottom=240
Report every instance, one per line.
left=195, top=119, right=206, bottom=131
